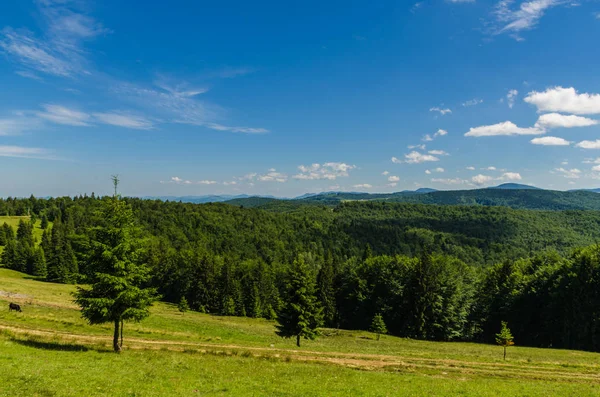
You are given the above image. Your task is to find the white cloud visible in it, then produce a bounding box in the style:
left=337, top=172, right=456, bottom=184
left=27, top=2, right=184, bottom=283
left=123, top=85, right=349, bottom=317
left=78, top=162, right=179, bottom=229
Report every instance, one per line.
left=561, top=161, right=568, bottom=165
left=165, top=176, right=218, bottom=185
left=462, top=99, right=483, bottom=107
left=507, top=89, right=518, bottom=108
left=592, top=165, right=600, bottom=172
left=471, top=174, right=494, bottom=186
left=0, top=0, right=109, bottom=78
left=0, top=117, right=42, bottom=135
left=499, top=172, right=522, bottom=181
left=576, top=140, right=600, bottom=149
left=466, top=166, right=475, bottom=170
left=431, top=178, right=466, bottom=185
left=223, top=181, right=237, bottom=186
left=422, top=134, right=433, bottom=142
left=388, top=175, right=400, bottom=182
left=583, top=158, right=600, bottom=164
left=257, top=169, right=288, bottom=183
left=433, top=167, right=445, bottom=173
left=484, top=166, right=497, bottom=171
left=408, top=144, right=426, bottom=150
left=525, top=87, right=600, bottom=115
left=92, top=112, right=154, bottom=130
left=401, top=151, right=440, bottom=164
left=428, top=150, right=448, bottom=156
left=425, top=170, right=432, bottom=174
left=530, top=136, right=571, bottom=146
left=205, top=123, right=269, bottom=134
left=0, top=145, right=53, bottom=159
left=464, top=121, right=543, bottom=137
left=36, top=104, right=91, bottom=126
left=434, top=129, right=448, bottom=137
left=115, top=83, right=268, bottom=133
left=353, top=184, right=372, bottom=189
left=554, top=168, right=582, bottom=179
left=494, top=0, right=567, bottom=38
left=535, top=113, right=598, bottom=129
left=391, top=157, right=402, bottom=164
left=387, top=182, right=397, bottom=187
left=430, top=107, right=452, bottom=115
left=382, top=171, right=390, bottom=175
left=293, top=162, right=356, bottom=180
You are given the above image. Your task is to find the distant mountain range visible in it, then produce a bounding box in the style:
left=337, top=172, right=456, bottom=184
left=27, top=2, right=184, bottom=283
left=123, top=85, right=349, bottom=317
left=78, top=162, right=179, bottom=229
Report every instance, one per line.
left=140, top=183, right=600, bottom=211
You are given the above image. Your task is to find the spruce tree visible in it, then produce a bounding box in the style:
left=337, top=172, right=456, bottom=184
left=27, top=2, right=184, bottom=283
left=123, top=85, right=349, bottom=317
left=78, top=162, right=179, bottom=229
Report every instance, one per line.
left=32, top=247, right=47, bottom=278
left=178, top=296, right=190, bottom=313
left=496, top=321, right=514, bottom=360
left=317, top=253, right=337, bottom=327
left=370, top=313, right=388, bottom=341
left=1, top=239, right=16, bottom=268
left=276, top=256, right=323, bottom=347
left=74, top=176, right=158, bottom=352
left=41, top=215, right=49, bottom=230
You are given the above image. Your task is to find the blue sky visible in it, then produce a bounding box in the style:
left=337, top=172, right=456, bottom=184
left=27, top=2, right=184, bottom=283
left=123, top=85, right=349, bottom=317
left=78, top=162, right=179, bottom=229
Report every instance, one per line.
left=1, top=0, right=600, bottom=197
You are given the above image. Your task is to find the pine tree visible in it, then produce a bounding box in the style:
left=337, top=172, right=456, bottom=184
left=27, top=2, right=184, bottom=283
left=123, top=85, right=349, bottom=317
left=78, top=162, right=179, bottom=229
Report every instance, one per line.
left=74, top=176, right=158, bottom=352
left=41, top=215, right=49, bottom=230
left=496, top=321, right=514, bottom=360
left=276, top=256, right=323, bottom=347
left=370, top=313, right=388, bottom=341
left=1, top=239, right=16, bottom=268
left=317, top=253, right=337, bottom=327
left=178, top=296, right=190, bottom=314
left=32, top=247, right=47, bottom=278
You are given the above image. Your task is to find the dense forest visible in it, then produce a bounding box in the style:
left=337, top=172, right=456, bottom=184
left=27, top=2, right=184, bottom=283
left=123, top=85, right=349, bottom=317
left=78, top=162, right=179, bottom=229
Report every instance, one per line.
left=226, top=188, right=600, bottom=211
left=3, top=195, right=600, bottom=352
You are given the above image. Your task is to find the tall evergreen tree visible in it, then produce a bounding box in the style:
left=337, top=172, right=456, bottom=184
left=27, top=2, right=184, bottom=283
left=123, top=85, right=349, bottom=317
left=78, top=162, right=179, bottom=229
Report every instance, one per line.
left=317, top=253, right=338, bottom=327
left=41, top=215, right=49, bottom=230
left=276, top=256, right=323, bottom=347
left=370, top=313, right=388, bottom=341
left=32, top=247, right=47, bottom=278
left=74, top=176, right=158, bottom=352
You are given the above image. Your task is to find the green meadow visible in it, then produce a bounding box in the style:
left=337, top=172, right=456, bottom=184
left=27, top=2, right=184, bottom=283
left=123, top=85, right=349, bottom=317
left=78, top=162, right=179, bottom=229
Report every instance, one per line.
left=1, top=268, right=600, bottom=396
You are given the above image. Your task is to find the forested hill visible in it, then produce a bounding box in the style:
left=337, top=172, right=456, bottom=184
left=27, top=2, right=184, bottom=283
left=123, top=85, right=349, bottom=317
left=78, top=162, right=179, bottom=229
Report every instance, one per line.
left=225, top=188, right=600, bottom=211
left=5, top=196, right=600, bottom=351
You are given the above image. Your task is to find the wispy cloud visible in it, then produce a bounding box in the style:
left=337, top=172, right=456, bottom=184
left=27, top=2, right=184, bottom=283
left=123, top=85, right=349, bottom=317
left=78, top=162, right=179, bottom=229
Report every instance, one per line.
left=0, top=117, right=42, bottom=135
left=36, top=104, right=91, bottom=126
left=92, top=112, right=155, bottom=130
left=553, top=167, right=582, bottom=179
left=493, top=0, right=568, bottom=40
left=0, top=145, right=55, bottom=160
left=0, top=0, right=108, bottom=77
left=430, top=107, right=452, bottom=116
left=162, top=176, right=218, bottom=185
left=462, top=99, right=483, bottom=107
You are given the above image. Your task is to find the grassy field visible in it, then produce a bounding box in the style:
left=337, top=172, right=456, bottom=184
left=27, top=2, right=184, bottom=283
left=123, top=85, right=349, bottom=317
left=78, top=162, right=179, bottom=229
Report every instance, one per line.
left=0, top=216, right=48, bottom=257
left=2, top=269, right=600, bottom=396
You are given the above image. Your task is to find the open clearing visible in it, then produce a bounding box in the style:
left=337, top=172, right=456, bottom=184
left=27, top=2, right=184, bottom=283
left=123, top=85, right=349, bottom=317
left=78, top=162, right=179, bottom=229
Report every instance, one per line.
left=1, top=268, right=600, bottom=396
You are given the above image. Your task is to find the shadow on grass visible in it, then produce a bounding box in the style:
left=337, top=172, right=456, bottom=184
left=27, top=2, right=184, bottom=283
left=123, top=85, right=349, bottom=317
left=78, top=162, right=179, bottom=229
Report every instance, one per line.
left=11, top=337, right=90, bottom=352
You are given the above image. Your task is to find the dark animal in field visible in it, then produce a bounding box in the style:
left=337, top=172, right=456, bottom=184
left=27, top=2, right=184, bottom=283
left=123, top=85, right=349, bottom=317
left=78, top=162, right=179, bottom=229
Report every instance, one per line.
left=8, top=303, right=21, bottom=312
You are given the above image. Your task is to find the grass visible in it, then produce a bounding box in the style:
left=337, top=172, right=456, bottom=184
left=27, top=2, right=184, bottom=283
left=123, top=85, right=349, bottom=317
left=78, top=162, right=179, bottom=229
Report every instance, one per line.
left=2, top=268, right=600, bottom=396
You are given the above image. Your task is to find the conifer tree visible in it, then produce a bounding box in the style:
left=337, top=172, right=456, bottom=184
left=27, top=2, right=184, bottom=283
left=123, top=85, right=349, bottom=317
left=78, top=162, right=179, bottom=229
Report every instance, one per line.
left=276, top=256, right=323, bottom=347
left=32, top=247, right=47, bottom=278
left=178, top=296, right=190, bottom=313
left=74, top=176, right=158, bottom=352
left=496, top=321, right=514, bottom=360
left=370, top=313, right=388, bottom=340
left=41, top=215, right=49, bottom=230
left=1, top=239, right=16, bottom=268
left=317, top=253, right=337, bottom=327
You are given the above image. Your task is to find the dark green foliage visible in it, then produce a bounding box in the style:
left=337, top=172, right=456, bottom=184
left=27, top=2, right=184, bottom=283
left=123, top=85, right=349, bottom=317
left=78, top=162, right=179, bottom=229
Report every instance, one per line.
left=46, top=218, right=78, bottom=283
left=276, top=256, right=323, bottom=347
left=40, top=215, right=49, bottom=230
left=32, top=247, right=47, bottom=278
left=370, top=313, right=387, bottom=340
left=496, top=321, right=514, bottom=360
left=73, top=196, right=158, bottom=352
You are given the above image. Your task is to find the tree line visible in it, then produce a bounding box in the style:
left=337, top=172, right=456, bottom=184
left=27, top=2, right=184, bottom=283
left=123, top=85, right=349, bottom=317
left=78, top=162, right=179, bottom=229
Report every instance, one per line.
left=3, top=195, right=600, bottom=351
